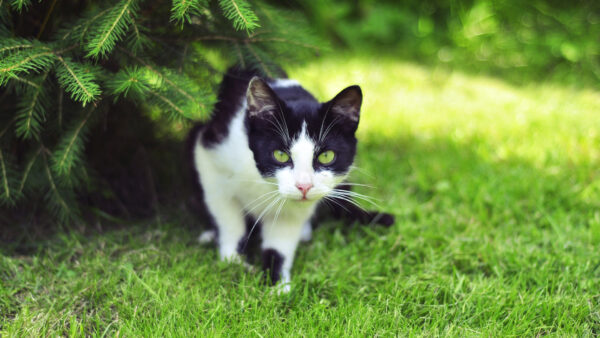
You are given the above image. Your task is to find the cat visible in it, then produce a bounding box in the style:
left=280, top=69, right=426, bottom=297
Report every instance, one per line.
left=187, top=67, right=394, bottom=292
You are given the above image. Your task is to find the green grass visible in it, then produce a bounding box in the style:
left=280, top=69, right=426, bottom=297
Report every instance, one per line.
left=2, top=56, right=600, bottom=336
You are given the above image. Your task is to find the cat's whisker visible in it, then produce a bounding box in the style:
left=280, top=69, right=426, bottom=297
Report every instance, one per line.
left=242, top=195, right=282, bottom=252
left=348, top=165, right=375, bottom=179
left=329, top=190, right=382, bottom=209
left=334, top=189, right=381, bottom=205
left=276, top=110, right=291, bottom=144
left=243, top=190, right=279, bottom=210
left=327, top=194, right=367, bottom=211
left=322, top=116, right=341, bottom=141
left=266, top=121, right=288, bottom=144
left=339, top=182, right=374, bottom=188
left=272, top=198, right=287, bottom=228
left=327, top=194, right=370, bottom=211
left=332, top=189, right=381, bottom=202
left=319, top=115, right=342, bottom=143
left=244, top=191, right=279, bottom=216
left=323, top=196, right=351, bottom=213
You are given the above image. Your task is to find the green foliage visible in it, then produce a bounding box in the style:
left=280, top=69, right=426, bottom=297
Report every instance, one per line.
left=13, top=72, right=50, bottom=140
left=0, top=44, right=56, bottom=78
left=9, top=0, right=32, bottom=12
left=302, top=0, right=600, bottom=86
left=218, top=0, right=259, bottom=33
left=50, top=109, right=93, bottom=177
left=170, top=0, right=206, bottom=25
left=0, top=0, right=323, bottom=225
left=84, top=0, right=139, bottom=58
left=55, top=57, right=101, bottom=105
left=0, top=149, right=21, bottom=206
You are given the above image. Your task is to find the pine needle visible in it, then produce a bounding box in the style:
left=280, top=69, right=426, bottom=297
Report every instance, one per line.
left=19, top=146, right=42, bottom=193
left=0, top=149, right=10, bottom=202
left=51, top=108, right=94, bottom=177
left=218, top=0, right=260, bottom=33
left=170, top=0, right=206, bottom=25
left=56, top=56, right=101, bottom=105
left=14, top=72, right=49, bottom=140
left=85, top=0, right=138, bottom=58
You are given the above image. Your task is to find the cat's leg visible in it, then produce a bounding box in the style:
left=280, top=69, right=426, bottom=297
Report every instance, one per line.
left=261, top=221, right=304, bottom=292
left=204, top=194, right=246, bottom=262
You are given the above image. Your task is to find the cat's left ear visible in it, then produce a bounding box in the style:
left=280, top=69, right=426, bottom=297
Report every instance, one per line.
left=327, top=85, right=362, bottom=122
left=247, top=76, right=280, bottom=119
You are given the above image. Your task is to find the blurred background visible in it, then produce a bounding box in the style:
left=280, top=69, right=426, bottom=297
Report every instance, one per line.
left=303, top=0, right=600, bottom=86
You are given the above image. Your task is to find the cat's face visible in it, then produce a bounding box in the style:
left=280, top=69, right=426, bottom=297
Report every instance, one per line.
left=246, top=77, right=361, bottom=202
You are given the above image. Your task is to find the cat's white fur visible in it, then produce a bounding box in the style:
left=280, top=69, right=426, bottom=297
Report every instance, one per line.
left=193, top=81, right=346, bottom=291
left=269, top=79, right=300, bottom=88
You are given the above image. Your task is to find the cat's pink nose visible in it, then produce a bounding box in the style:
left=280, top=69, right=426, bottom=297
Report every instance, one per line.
left=296, top=183, right=313, bottom=198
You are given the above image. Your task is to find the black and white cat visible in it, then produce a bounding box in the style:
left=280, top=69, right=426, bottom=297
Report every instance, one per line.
left=187, top=67, right=393, bottom=292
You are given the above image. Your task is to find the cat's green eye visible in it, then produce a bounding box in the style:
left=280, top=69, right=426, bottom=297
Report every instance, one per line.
left=273, top=150, right=290, bottom=163
left=318, top=150, right=335, bottom=164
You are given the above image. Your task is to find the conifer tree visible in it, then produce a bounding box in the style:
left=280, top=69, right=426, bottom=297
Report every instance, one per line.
left=0, top=0, right=323, bottom=225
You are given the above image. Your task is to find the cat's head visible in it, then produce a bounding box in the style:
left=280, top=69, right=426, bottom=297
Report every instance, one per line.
left=245, top=77, right=361, bottom=202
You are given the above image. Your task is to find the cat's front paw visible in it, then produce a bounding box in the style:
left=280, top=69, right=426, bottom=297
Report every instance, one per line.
left=198, top=229, right=216, bottom=244
left=270, top=282, right=291, bottom=295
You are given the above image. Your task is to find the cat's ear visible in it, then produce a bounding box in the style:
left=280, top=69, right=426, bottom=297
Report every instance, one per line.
left=247, top=76, right=279, bottom=119
left=327, top=85, right=362, bottom=122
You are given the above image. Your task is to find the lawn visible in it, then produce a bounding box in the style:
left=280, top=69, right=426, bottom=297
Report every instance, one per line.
left=2, top=55, right=600, bottom=336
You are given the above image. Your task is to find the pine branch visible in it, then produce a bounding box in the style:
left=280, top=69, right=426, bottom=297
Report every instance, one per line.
left=147, top=88, right=187, bottom=117
left=0, top=47, right=56, bottom=75
left=37, top=0, right=58, bottom=38
left=85, top=0, right=138, bottom=58
left=0, top=44, right=77, bottom=81
left=43, top=151, right=75, bottom=223
left=18, top=146, right=42, bottom=193
left=10, top=0, right=31, bottom=12
left=0, top=149, right=20, bottom=205
left=124, top=9, right=151, bottom=53
left=0, top=149, right=10, bottom=203
left=59, top=6, right=112, bottom=43
left=15, top=72, right=50, bottom=139
left=118, top=47, right=206, bottom=110
left=51, top=108, right=93, bottom=177
left=107, top=67, right=202, bottom=120
left=0, top=38, right=35, bottom=54
left=243, top=41, right=274, bottom=77
left=218, top=0, right=259, bottom=33
left=4, top=72, right=40, bottom=88
left=55, top=56, right=101, bottom=105
left=106, top=67, right=151, bottom=98
left=170, top=0, right=206, bottom=25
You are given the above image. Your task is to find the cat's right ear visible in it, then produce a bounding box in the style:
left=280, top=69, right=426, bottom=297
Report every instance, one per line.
left=247, top=77, right=279, bottom=119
